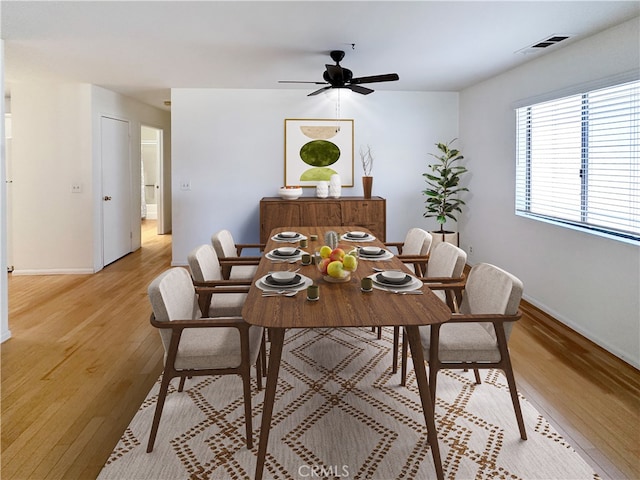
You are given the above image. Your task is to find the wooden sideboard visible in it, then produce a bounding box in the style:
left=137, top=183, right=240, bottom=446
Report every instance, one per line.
left=259, top=196, right=386, bottom=243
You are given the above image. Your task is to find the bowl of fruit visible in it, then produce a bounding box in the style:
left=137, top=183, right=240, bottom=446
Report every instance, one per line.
left=278, top=186, right=303, bottom=200
left=315, top=245, right=358, bottom=283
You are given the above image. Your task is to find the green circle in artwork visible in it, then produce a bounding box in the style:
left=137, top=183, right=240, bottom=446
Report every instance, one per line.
left=300, top=140, right=340, bottom=167
left=300, top=167, right=338, bottom=181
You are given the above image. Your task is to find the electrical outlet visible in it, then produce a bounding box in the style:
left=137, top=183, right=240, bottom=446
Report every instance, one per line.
left=180, top=180, right=191, bottom=191
left=71, top=183, right=82, bottom=193
left=469, top=245, right=473, bottom=254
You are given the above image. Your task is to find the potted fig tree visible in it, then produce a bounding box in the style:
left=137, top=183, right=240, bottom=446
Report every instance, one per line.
left=422, top=139, right=468, bottom=247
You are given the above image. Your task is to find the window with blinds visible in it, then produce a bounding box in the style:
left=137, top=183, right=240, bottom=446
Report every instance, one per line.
left=515, top=79, right=639, bottom=242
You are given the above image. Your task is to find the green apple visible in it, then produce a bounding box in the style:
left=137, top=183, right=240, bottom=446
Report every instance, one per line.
left=327, top=260, right=348, bottom=278
left=319, top=245, right=333, bottom=259
left=342, top=254, right=358, bottom=272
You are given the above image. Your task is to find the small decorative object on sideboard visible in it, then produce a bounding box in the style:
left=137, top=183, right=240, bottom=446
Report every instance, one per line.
left=278, top=186, right=303, bottom=200
left=360, top=144, right=374, bottom=199
left=329, top=174, right=341, bottom=198
left=316, top=181, right=329, bottom=198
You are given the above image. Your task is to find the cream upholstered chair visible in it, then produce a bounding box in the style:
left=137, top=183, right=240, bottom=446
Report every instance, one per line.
left=407, top=263, right=527, bottom=440
left=396, top=241, right=467, bottom=377
left=372, top=228, right=433, bottom=338
left=212, top=229, right=263, bottom=280
left=188, top=244, right=251, bottom=317
left=146, top=267, right=264, bottom=452
left=385, top=227, right=432, bottom=276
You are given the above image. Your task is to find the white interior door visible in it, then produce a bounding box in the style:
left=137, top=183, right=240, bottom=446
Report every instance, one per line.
left=101, top=116, right=131, bottom=266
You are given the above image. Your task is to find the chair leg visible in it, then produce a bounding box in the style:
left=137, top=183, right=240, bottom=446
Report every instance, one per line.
left=495, top=323, right=527, bottom=440
left=241, top=368, right=253, bottom=449
left=255, top=353, right=263, bottom=391
left=261, top=330, right=268, bottom=378
left=429, top=324, right=442, bottom=407
left=400, top=329, right=408, bottom=386
left=178, top=376, right=187, bottom=392
left=392, top=326, right=399, bottom=374
left=473, top=368, right=482, bottom=384
left=146, top=372, right=173, bottom=453
left=377, top=326, right=382, bottom=339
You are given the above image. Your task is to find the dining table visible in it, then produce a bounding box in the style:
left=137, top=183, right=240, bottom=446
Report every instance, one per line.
left=241, top=226, right=451, bottom=480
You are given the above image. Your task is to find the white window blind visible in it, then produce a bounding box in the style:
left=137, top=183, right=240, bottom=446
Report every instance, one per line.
left=516, top=79, right=640, bottom=242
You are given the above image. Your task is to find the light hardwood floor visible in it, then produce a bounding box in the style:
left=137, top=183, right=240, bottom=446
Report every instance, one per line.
left=2, top=222, right=639, bottom=479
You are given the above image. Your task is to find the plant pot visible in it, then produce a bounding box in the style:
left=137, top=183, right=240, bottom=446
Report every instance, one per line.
left=362, top=176, right=373, bottom=199
left=431, top=231, right=459, bottom=248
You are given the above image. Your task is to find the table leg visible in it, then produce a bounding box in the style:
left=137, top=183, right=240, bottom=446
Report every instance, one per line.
left=404, top=325, right=444, bottom=480
left=254, top=327, right=285, bottom=480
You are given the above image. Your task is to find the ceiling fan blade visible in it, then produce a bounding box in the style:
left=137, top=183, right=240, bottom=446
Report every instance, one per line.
left=308, top=86, right=332, bottom=96
left=348, top=84, right=374, bottom=95
left=279, top=80, right=328, bottom=85
left=350, top=73, right=399, bottom=85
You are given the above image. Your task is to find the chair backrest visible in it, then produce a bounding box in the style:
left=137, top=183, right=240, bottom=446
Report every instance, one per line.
left=148, top=267, right=201, bottom=351
left=403, top=228, right=432, bottom=256
left=460, top=263, right=523, bottom=338
left=425, top=241, right=467, bottom=278
left=188, top=244, right=223, bottom=282
left=212, top=229, right=237, bottom=259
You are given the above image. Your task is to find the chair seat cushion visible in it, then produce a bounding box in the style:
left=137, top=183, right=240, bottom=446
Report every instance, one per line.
left=208, top=292, right=247, bottom=317
left=419, top=322, right=501, bottom=363
left=173, top=325, right=264, bottom=370
left=229, top=265, right=259, bottom=280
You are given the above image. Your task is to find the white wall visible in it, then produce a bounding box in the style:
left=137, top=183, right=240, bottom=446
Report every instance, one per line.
left=8, top=82, right=170, bottom=275
left=459, top=17, right=640, bottom=367
left=170, top=88, right=459, bottom=265
left=11, top=82, right=94, bottom=273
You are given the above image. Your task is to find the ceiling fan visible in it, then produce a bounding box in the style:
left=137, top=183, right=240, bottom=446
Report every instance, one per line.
left=279, top=50, right=399, bottom=96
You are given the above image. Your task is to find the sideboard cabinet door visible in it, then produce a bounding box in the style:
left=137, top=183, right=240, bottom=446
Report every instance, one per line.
left=260, top=201, right=301, bottom=243
left=341, top=199, right=386, bottom=241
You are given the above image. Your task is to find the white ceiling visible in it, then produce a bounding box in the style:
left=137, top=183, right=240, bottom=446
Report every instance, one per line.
left=2, top=1, right=639, bottom=111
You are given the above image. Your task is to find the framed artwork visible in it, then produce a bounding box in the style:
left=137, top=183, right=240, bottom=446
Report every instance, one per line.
left=284, top=118, right=354, bottom=187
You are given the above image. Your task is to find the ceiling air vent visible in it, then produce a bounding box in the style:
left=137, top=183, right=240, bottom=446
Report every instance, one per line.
left=516, top=34, right=572, bottom=55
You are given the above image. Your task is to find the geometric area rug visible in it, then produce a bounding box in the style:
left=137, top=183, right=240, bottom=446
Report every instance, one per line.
left=98, top=327, right=600, bottom=480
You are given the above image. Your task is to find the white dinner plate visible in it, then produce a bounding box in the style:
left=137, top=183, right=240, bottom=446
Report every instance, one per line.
left=271, top=233, right=308, bottom=242
left=368, top=273, right=422, bottom=291
left=256, top=274, right=313, bottom=292
left=357, top=248, right=394, bottom=261
left=341, top=232, right=376, bottom=242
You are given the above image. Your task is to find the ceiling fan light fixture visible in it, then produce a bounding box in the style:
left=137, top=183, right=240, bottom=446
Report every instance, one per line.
left=280, top=50, right=399, bottom=96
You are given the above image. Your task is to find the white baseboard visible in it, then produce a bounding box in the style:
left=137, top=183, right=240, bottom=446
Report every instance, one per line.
left=1, top=330, right=12, bottom=343
left=11, top=268, right=95, bottom=276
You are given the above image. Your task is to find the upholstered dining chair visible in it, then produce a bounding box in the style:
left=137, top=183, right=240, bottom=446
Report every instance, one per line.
left=188, top=244, right=251, bottom=317
left=396, top=241, right=467, bottom=377
left=146, top=267, right=265, bottom=453
left=406, top=262, right=527, bottom=440
left=371, top=228, right=434, bottom=339
left=212, top=229, right=264, bottom=280
left=385, top=227, right=433, bottom=276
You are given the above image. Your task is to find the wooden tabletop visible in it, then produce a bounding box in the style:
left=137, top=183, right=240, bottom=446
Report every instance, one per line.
left=242, top=226, right=451, bottom=329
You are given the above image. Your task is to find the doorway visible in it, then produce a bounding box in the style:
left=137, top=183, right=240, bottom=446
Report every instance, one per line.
left=140, top=125, right=164, bottom=241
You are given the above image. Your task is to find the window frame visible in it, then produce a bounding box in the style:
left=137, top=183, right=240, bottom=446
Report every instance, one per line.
left=514, top=74, right=640, bottom=244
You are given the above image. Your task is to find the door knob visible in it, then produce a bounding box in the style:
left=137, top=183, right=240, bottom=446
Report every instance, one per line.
left=104, top=196, right=112, bottom=201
